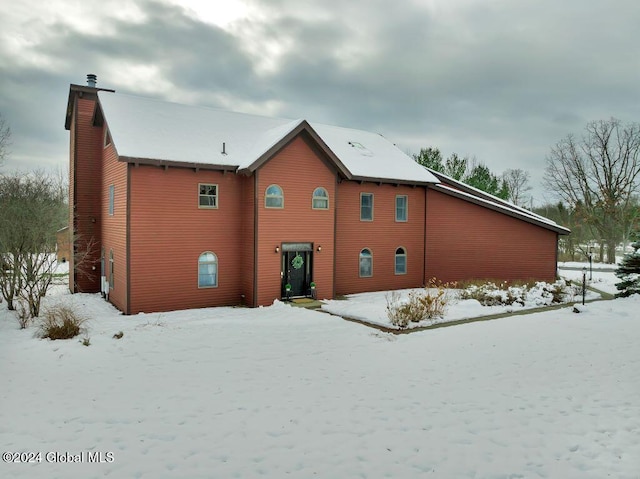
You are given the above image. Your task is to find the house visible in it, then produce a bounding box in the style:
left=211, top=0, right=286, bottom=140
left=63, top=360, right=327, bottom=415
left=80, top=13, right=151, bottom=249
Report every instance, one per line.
left=65, top=76, right=570, bottom=314
left=56, top=226, right=70, bottom=263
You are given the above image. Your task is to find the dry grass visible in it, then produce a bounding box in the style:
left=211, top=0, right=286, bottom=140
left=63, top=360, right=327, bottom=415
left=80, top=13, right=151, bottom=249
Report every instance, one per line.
left=39, top=304, right=87, bottom=340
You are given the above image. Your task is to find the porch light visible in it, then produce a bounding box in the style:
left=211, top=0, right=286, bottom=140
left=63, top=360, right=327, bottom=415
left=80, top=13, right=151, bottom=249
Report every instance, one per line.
left=275, top=246, right=280, bottom=253
left=316, top=245, right=322, bottom=252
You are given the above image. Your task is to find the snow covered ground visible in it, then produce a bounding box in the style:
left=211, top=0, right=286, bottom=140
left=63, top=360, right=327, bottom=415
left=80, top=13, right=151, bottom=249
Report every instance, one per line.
left=1, top=281, right=639, bottom=479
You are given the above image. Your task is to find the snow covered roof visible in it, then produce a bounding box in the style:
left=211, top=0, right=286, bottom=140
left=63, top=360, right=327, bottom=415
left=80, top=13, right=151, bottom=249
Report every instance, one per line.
left=97, top=91, right=439, bottom=185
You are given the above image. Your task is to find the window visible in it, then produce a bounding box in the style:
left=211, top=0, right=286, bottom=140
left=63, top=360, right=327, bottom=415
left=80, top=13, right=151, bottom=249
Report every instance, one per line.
left=198, top=252, right=218, bottom=288
left=396, top=195, right=408, bottom=222
left=199, top=184, right=218, bottom=208
left=109, top=249, right=114, bottom=289
left=360, top=193, right=373, bottom=221
left=395, top=247, right=407, bottom=275
left=312, top=187, right=329, bottom=210
left=359, top=248, right=373, bottom=277
left=108, top=185, right=115, bottom=215
left=265, top=184, right=284, bottom=208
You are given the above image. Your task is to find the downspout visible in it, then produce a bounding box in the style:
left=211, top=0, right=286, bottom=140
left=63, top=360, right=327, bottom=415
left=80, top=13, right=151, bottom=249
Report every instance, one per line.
left=253, top=172, right=259, bottom=307
left=333, top=175, right=338, bottom=299
left=126, top=164, right=131, bottom=314
left=423, top=185, right=428, bottom=286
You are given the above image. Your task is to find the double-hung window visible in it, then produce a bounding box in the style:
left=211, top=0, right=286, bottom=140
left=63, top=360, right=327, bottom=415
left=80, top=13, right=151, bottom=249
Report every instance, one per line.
left=199, top=184, right=218, bottom=208
left=395, top=247, right=407, bottom=275
left=395, top=195, right=407, bottom=222
left=360, top=193, right=373, bottom=221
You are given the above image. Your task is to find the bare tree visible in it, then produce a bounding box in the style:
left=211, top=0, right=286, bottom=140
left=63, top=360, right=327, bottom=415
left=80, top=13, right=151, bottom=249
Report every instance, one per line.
left=0, top=113, right=10, bottom=168
left=503, top=169, right=532, bottom=207
left=0, top=171, right=67, bottom=316
left=544, top=118, right=640, bottom=263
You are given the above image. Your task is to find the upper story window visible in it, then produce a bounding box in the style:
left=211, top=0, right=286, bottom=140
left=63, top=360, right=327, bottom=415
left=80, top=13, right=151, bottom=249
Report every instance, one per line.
left=104, top=128, right=112, bottom=148
left=359, top=248, right=373, bottom=277
left=108, top=185, right=115, bottom=216
left=360, top=193, right=373, bottom=221
left=198, top=252, right=218, bottom=288
left=265, top=184, right=284, bottom=208
left=395, top=247, right=407, bottom=275
left=312, top=187, right=329, bottom=210
left=199, top=184, right=218, bottom=208
left=396, top=195, right=408, bottom=222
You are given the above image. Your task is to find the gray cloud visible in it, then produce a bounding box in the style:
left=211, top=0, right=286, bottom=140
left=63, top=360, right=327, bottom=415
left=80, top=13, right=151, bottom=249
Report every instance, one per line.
left=1, top=0, right=638, bottom=204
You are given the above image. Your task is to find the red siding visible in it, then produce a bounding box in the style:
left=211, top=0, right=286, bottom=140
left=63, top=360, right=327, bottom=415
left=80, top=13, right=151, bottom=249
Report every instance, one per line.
left=70, top=96, right=102, bottom=292
left=425, top=188, right=558, bottom=283
left=240, top=175, right=255, bottom=306
left=255, top=134, right=337, bottom=306
left=128, top=166, right=243, bottom=313
left=101, top=135, right=128, bottom=312
left=335, top=182, right=426, bottom=295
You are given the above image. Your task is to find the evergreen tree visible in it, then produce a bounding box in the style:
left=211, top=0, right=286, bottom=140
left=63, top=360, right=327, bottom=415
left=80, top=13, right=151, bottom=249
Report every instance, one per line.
left=615, top=236, right=640, bottom=298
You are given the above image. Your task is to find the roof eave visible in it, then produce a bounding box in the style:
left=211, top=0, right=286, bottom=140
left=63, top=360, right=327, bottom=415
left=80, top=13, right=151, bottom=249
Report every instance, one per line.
left=243, top=120, right=352, bottom=179
left=65, top=84, right=115, bottom=130
left=119, top=155, right=239, bottom=172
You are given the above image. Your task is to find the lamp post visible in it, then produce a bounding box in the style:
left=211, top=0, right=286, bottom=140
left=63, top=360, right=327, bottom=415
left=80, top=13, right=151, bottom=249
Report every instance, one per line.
left=582, top=267, right=587, bottom=306
left=588, top=246, right=593, bottom=281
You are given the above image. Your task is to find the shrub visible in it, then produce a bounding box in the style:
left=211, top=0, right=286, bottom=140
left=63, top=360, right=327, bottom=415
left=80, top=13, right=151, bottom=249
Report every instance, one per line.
left=39, top=304, right=87, bottom=340
left=458, top=282, right=527, bottom=306
left=386, top=279, right=455, bottom=328
left=16, top=300, right=30, bottom=329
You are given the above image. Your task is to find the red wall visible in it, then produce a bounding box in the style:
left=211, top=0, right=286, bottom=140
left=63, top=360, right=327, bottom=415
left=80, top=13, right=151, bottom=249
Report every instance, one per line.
left=128, top=166, right=244, bottom=313
left=70, top=96, right=102, bottom=293
left=335, top=182, right=426, bottom=295
left=425, top=188, right=558, bottom=283
left=101, top=134, right=128, bottom=312
left=255, top=134, right=337, bottom=306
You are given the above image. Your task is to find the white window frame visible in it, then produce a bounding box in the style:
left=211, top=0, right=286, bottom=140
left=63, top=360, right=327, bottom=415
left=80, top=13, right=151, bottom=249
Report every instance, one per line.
left=198, top=183, right=218, bottom=209
left=395, top=247, right=407, bottom=275
left=312, top=187, right=329, bottom=210
left=360, top=193, right=373, bottom=221
left=265, top=184, right=284, bottom=209
left=198, top=252, right=218, bottom=288
left=395, top=195, right=408, bottom=222
left=359, top=248, right=373, bottom=278
left=108, top=185, right=115, bottom=216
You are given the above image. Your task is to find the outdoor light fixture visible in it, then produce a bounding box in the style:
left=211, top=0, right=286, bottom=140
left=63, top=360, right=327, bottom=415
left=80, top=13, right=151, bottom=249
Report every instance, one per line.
left=275, top=246, right=280, bottom=253
left=317, top=245, right=322, bottom=252
left=582, top=267, right=587, bottom=305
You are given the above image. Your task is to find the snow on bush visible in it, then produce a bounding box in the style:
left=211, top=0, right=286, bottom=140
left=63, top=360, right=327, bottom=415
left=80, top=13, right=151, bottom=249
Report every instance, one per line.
left=459, top=279, right=578, bottom=307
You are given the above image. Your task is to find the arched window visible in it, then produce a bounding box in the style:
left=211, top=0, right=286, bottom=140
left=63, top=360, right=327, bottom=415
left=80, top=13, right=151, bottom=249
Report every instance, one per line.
left=359, top=248, right=373, bottom=277
left=265, top=184, right=284, bottom=208
left=395, top=247, right=407, bottom=275
left=312, top=187, right=329, bottom=210
left=198, top=252, right=218, bottom=288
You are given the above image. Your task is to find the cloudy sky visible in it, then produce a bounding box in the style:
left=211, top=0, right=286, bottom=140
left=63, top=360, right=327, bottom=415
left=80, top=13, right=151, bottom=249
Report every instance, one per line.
left=1, top=0, right=638, bottom=204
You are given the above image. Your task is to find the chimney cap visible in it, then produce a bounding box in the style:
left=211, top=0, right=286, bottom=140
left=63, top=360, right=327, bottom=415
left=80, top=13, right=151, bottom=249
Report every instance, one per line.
left=87, top=74, right=97, bottom=87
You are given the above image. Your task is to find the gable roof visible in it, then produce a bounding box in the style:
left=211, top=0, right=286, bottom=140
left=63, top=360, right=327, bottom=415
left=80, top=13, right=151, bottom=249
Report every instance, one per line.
left=96, top=91, right=440, bottom=185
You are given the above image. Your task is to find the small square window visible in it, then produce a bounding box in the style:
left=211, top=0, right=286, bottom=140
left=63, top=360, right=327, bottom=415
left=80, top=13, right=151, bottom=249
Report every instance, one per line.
left=396, top=195, right=407, bottom=222
left=360, top=193, right=373, bottom=221
left=199, top=184, right=218, bottom=208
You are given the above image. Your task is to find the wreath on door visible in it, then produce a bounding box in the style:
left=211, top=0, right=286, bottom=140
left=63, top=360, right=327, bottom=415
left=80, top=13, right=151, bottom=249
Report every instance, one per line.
left=291, top=253, right=304, bottom=269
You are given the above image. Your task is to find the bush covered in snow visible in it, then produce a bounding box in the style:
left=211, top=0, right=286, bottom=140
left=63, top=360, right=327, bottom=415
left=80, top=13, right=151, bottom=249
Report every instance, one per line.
left=615, top=239, right=640, bottom=298
left=458, top=279, right=577, bottom=307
